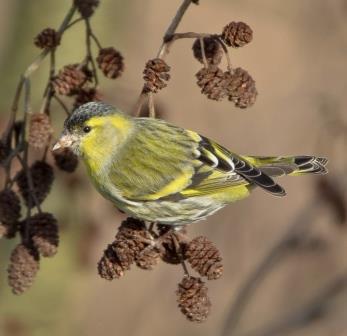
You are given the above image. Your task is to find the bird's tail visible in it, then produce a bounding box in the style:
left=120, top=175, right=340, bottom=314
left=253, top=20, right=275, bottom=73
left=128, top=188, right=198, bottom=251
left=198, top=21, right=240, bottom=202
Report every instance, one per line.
left=243, top=155, right=328, bottom=177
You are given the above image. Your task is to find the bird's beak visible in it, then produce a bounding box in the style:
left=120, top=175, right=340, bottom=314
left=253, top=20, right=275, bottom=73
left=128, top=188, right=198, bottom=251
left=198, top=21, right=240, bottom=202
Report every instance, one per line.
left=52, top=133, right=73, bottom=151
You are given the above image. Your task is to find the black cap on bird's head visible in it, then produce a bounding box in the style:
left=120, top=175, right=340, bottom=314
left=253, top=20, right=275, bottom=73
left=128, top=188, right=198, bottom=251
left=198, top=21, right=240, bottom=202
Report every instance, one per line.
left=64, top=102, right=117, bottom=131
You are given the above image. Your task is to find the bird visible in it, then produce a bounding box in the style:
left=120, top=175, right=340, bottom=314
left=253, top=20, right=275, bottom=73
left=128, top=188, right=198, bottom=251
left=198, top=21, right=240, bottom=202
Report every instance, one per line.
left=53, top=102, right=328, bottom=226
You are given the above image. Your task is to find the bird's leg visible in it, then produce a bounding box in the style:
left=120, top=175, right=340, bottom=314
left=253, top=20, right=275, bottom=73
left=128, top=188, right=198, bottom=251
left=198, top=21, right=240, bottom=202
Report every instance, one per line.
left=147, top=222, right=157, bottom=237
left=172, top=231, right=190, bottom=276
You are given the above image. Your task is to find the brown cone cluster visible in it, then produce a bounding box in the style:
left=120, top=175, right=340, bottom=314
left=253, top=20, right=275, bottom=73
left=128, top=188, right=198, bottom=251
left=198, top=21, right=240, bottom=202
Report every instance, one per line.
left=28, top=213, right=59, bottom=257
left=53, top=148, right=79, bottom=173
left=73, top=87, right=102, bottom=109
left=74, top=0, right=100, bottom=18
left=143, top=58, right=171, bottom=93
left=196, top=66, right=257, bottom=107
left=52, top=64, right=87, bottom=95
left=177, top=276, right=211, bottom=323
left=185, top=236, right=223, bottom=280
left=98, top=218, right=154, bottom=280
left=96, top=47, right=124, bottom=79
left=0, top=189, right=21, bottom=225
left=34, top=28, right=61, bottom=49
left=192, top=37, right=223, bottom=66
left=225, top=68, right=257, bottom=108
left=97, top=221, right=224, bottom=323
left=191, top=21, right=256, bottom=108
left=3, top=0, right=129, bottom=299
left=196, top=66, right=226, bottom=101
left=16, top=161, right=54, bottom=207
left=221, top=21, right=253, bottom=48
left=8, top=243, right=40, bottom=295
left=28, top=113, right=52, bottom=149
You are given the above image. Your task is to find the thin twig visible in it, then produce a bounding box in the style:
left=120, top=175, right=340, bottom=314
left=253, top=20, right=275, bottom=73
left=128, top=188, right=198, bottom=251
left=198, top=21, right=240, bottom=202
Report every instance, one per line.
left=134, top=93, right=148, bottom=117
left=3, top=144, right=24, bottom=189
left=89, top=30, right=103, bottom=49
left=240, top=272, right=347, bottom=336
left=216, top=37, right=232, bottom=71
left=17, top=152, right=42, bottom=215
left=85, top=18, right=99, bottom=86
left=172, top=232, right=190, bottom=276
left=41, top=134, right=52, bottom=161
left=158, top=0, right=196, bottom=59
left=6, top=78, right=25, bottom=138
left=22, top=80, right=31, bottom=137
left=133, top=0, right=195, bottom=116
left=40, top=50, right=56, bottom=114
left=166, top=31, right=213, bottom=41
left=148, top=92, right=156, bottom=118
left=5, top=6, right=76, bottom=142
left=16, top=81, right=42, bottom=216
left=199, top=37, right=209, bottom=68
left=64, top=17, right=83, bottom=31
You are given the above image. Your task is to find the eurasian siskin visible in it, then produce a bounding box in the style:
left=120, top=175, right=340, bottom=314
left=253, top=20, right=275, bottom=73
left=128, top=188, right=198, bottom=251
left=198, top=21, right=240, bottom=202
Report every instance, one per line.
left=53, top=102, right=328, bottom=225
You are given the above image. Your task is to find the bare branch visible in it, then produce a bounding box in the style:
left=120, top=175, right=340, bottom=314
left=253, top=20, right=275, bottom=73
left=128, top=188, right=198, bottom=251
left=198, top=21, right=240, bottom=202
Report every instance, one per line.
left=221, top=199, right=322, bottom=336
left=240, top=272, right=347, bottom=336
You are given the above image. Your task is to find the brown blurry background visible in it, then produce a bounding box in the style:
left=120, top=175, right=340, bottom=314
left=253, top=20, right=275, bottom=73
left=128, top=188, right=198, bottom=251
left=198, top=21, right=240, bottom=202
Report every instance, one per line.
left=0, top=1, right=347, bottom=335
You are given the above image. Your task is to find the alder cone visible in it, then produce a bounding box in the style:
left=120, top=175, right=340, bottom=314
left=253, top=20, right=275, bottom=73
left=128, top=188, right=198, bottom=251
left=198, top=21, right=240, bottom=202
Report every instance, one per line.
left=98, top=243, right=130, bottom=280
left=8, top=243, right=40, bottom=295
left=143, top=58, right=170, bottom=93
left=28, top=113, right=52, bottom=149
left=221, top=21, right=253, bottom=48
left=185, top=236, right=223, bottom=280
left=192, top=37, right=223, bottom=65
left=196, top=66, right=226, bottom=101
left=0, top=189, right=21, bottom=224
left=34, top=28, right=61, bottom=49
left=53, top=148, right=79, bottom=173
left=177, top=276, right=211, bottom=322
left=16, top=161, right=54, bottom=207
left=96, top=47, right=124, bottom=79
left=29, top=212, right=59, bottom=257
left=74, top=0, right=100, bottom=18
left=52, top=64, right=87, bottom=95
left=224, top=68, right=257, bottom=108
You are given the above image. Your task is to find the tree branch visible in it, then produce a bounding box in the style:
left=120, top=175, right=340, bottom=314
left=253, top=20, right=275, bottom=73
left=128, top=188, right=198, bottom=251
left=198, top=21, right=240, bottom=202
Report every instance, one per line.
left=133, top=0, right=196, bottom=116
left=240, top=272, right=347, bottom=336
left=221, top=199, right=322, bottom=336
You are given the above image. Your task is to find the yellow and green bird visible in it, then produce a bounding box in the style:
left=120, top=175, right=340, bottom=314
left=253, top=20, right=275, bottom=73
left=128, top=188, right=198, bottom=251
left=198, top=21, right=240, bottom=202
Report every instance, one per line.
left=53, top=102, right=328, bottom=225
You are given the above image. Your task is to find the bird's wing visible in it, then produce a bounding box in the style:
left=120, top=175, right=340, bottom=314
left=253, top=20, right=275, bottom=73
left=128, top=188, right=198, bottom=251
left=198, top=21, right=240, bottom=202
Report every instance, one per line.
left=182, top=136, right=286, bottom=197
left=109, top=118, right=284, bottom=201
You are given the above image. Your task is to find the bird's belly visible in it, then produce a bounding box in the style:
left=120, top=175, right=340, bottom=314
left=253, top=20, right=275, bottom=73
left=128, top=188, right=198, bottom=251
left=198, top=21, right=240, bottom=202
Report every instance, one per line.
left=87, top=169, right=250, bottom=225
left=122, top=197, right=225, bottom=225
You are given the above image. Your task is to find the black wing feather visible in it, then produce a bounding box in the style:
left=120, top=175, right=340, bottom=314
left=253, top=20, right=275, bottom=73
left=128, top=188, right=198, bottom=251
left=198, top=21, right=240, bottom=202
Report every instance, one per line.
left=197, top=136, right=286, bottom=196
left=231, top=156, right=286, bottom=196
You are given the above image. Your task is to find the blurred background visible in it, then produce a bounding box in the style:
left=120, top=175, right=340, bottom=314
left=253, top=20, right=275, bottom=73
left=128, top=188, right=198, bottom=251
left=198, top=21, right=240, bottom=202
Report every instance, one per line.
left=0, top=0, right=346, bottom=335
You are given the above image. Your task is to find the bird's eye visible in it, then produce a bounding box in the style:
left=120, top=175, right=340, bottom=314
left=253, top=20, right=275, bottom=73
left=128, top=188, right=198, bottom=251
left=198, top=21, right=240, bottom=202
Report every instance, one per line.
left=83, top=126, right=91, bottom=133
